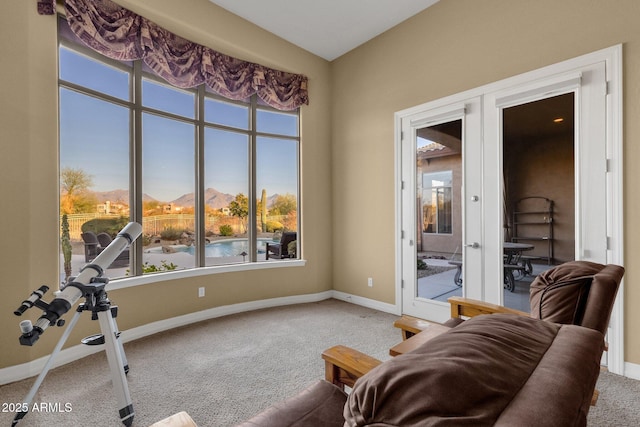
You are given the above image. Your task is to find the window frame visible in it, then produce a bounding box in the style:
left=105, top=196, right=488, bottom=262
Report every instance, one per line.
left=421, top=171, right=453, bottom=235
left=58, top=32, right=304, bottom=288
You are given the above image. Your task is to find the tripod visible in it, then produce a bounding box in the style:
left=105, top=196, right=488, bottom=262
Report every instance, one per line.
left=13, top=282, right=134, bottom=427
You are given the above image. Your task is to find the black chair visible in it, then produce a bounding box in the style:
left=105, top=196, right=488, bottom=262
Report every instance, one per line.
left=81, top=231, right=100, bottom=262
left=266, top=232, right=297, bottom=259
left=96, top=232, right=130, bottom=267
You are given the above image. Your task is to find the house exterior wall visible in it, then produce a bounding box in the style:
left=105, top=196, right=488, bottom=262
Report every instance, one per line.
left=417, top=154, right=462, bottom=257
left=331, top=0, right=640, bottom=365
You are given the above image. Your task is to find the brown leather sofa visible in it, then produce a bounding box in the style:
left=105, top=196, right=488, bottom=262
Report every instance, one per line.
left=236, top=261, right=624, bottom=427
left=445, top=261, right=624, bottom=335
left=345, top=314, right=604, bottom=426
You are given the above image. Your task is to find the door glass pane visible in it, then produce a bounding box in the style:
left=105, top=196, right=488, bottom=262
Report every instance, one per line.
left=204, top=128, right=250, bottom=266
left=502, top=93, right=575, bottom=310
left=142, top=113, right=196, bottom=272
left=416, top=120, right=463, bottom=301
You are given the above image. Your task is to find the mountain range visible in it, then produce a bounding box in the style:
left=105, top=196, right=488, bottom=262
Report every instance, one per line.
left=93, top=188, right=280, bottom=209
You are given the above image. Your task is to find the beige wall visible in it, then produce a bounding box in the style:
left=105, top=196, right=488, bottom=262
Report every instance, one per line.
left=331, top=0, right=640, bottom=364
left=3, top=0, right=640, bottom=372
left=0, top=0, right=331, bottom=369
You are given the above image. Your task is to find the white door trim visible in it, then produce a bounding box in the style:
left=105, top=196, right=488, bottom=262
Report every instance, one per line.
left=398, top=98, right=482, bottom=322
left=395, top=44, right=624, bottom=374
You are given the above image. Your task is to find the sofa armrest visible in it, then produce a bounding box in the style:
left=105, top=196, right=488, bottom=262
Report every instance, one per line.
left=393, top=315, right=436, bottom=340
left=322, top=345, right=382, bottom=390
left=448, top=296, right=529, bottom=319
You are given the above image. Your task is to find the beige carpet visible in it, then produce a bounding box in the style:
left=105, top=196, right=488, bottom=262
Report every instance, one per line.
left=0, top=299, right=638, bottom=426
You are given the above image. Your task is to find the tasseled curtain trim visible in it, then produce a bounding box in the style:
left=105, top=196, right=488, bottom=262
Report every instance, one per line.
left=38, top=0, right=308, bottom=111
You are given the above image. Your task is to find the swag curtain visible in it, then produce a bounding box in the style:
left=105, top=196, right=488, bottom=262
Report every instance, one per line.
left=37, top=0, right=308, bottom=111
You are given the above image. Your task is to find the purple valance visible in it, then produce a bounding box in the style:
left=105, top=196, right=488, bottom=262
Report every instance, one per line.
left=38, top=0, right=308, bottom=111
left=37, top=0, right=55, bottom=15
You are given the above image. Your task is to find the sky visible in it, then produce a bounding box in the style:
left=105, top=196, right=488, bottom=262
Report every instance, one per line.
left=59, top=46, right=298, bottom=203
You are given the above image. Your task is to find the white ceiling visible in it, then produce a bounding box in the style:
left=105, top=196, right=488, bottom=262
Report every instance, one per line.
left=208, top=0, right=440, bottom=61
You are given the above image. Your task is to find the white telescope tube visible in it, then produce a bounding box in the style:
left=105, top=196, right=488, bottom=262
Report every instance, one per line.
left=31, top=222, right=142, bottom=338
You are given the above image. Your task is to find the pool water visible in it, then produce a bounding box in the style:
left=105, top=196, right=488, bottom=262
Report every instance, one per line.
left=150, top=238, right=271, bottom=257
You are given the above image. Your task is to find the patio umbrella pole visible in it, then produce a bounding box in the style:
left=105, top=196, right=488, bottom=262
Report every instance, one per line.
left=11, top=222, right=142, bottom=427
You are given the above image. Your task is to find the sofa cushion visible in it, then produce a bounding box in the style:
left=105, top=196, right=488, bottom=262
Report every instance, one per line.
left=529, top=260, right=603, bottom=325
left=235, top=380, right=347, bottom=427
left=344, top=314, right=603, bottom=427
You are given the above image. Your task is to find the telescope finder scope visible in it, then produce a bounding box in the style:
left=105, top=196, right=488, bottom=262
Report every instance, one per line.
left=14, top=285, right=49, bottom=316
left=13, top=222, right=142, bottom=347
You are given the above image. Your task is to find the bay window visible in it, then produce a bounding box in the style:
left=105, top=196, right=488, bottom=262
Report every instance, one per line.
left=58, top=17, right=300, bottom=280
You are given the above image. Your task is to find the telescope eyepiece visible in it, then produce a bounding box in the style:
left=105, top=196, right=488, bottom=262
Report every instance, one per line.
left=20, top=320, right=33, bottom=334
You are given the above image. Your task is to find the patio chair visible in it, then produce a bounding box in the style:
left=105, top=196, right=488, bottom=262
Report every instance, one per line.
left=266, top=232, right=297, bottom=259
left=96, top=232, right=130, bottom=268
left=81, top=231, right=101, bottom=262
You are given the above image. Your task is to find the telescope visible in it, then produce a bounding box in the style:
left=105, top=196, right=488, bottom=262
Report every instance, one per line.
left=15, top=222, right=142, bottom=346
left=12, top=222, right=142, bottom=426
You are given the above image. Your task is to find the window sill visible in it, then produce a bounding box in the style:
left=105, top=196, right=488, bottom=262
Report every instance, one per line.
left=107, top=259, right=307, bottom=291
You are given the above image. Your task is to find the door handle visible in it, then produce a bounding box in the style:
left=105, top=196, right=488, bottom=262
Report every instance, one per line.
left=465, top=242, right=480, bottom=249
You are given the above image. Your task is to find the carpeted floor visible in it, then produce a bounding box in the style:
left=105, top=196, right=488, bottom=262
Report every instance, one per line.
left=0, top=299, right=638, bottom=426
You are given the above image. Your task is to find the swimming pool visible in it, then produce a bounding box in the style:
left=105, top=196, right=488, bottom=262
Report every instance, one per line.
left=147, top=238, right=271, bottom=257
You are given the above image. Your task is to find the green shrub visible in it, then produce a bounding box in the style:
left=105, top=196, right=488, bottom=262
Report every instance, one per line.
left=81, top=217, right=129, bottom=237
left=287, top=240, right=297, bottom=257
left=61, top=214, right=72, bottom=280
left=265, top=220, right=284, bottom=233
left=160, top=227, right=183, bottom=241
left=417, top=258, right=427, bottom=270
left=142, top=260, right=178, bottom=273
left=219, top=224, right=233, bottom=236
left=141, top=234, right=153, bottom=246
left=128, top=260, right=178, bottom=275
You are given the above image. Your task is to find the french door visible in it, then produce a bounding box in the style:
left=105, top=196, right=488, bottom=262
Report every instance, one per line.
left=399, top=97, right=482, bottom=321
left=396, top=46, right=622, bottom=372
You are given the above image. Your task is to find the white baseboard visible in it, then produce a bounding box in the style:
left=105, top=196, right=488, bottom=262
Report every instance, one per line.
left=121, top=291, right=334, bottom=343
left=11, top=291, right=635, bottom=386
left=624, top=361, right=640, bottom=380
left=0, top=291, right=333, bottom=386
left=331, top=291, right=401, bottom=315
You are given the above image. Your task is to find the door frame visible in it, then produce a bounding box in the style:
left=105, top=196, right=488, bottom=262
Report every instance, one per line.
left=394, top=44, right=624, bottom=374
left=398, top=98, right=482, bottom=321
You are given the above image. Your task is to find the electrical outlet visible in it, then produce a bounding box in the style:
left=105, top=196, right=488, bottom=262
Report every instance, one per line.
left=198, top=287, right=205, bottom=297
left=367, top=277, right=373, bottom=287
